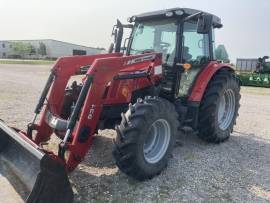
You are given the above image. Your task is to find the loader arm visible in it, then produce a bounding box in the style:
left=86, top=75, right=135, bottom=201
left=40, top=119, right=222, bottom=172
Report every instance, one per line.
left=34, top=53, right=123, bottom=144
left=0, top=52, right=161, bottom=202
left=33, top=53, right=162, bottom=171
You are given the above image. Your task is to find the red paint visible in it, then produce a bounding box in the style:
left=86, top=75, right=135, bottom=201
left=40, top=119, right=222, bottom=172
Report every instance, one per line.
left=29, top=53, right=162, bottom=171
left=14, top=52, right=233, bottom=172
left=188, top=62, right=234, bottom=102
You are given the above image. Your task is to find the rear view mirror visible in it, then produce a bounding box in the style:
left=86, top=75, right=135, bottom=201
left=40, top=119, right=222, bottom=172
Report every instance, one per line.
left=197, top=14, right=213, bottom=34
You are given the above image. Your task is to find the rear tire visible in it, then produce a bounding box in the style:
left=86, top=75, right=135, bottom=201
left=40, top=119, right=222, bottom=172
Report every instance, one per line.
left=0, top=128, right=9, bottom=152
left=113, top=97, right=179, bottom=180
left=197, top=69, right=240, bottom=143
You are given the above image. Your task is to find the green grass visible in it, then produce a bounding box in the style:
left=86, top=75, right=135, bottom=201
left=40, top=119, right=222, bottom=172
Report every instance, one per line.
left=0, top=59, right=55, bottom=65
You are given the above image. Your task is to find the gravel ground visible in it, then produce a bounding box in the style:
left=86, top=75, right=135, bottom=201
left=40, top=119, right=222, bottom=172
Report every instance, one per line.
left=0, top=64, right=270, bottom=203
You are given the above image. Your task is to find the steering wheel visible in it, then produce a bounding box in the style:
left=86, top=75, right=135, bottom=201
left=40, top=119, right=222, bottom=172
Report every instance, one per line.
left=160, top=42, right=171, bottom=49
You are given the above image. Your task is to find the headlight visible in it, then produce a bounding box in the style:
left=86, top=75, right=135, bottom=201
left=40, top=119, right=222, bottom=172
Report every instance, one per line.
left=175, top=10, right=184, bottom=16
left=165, top=11, right=174, bottom=17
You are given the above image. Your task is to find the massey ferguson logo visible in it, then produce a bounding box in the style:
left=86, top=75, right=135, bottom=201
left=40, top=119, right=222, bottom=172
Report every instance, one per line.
left=126, top=54, right=155, bottom=65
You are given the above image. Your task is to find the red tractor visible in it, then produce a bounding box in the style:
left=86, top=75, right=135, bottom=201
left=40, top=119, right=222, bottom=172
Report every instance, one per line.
left=0, top=8, right=240, bottom=203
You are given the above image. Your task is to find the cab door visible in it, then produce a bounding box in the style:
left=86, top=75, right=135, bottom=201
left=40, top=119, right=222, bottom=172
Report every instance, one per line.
left=178, top=21, right=212, bottom=98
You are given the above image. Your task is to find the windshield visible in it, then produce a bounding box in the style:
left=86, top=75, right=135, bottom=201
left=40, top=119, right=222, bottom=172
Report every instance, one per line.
left=129, top=19, right=177, bottom=65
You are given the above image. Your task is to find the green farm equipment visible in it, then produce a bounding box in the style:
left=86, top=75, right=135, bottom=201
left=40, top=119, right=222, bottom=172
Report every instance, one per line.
left=237, top=56, right=270, bottom=87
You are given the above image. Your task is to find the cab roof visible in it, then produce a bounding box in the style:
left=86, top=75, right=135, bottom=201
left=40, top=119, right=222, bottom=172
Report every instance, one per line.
left=131, top=8, right=222, bottom=28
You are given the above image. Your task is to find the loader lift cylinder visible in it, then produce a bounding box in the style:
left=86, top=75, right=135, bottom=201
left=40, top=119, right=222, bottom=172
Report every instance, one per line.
left=27, top=71, right=55, bottom=137
left=59, top=74, right=94, bottom=158
left=34, top=71, right=55, bottom=114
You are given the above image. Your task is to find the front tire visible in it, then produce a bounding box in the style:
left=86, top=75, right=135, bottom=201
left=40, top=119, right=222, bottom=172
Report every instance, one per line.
left=198, top=69, right=240, bottom=143
left=113, top=97, right=179, bottom=180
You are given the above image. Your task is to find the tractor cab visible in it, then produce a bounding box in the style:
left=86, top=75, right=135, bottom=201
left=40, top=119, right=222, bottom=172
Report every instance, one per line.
left=257, top=56, right=270, bottom=73
left=112, top=8, right=222, bottom=99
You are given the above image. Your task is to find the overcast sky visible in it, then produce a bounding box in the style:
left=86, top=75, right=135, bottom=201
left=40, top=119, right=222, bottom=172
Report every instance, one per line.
left=0, top=0, right=269, bottom=62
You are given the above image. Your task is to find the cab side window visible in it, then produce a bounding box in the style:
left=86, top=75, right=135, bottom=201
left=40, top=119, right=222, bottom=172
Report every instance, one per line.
left=183, top=22, right=210, bottom=65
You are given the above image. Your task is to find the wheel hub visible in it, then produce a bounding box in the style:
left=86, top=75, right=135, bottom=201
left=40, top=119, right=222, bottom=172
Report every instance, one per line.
left=218, top=89, right=236, bottom=130
left=143, top=119, right=171, bottom=164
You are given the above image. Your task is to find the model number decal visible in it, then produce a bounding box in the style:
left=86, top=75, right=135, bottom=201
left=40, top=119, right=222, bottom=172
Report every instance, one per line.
left=88, top=105, right=96, bottom=119
left=126, top=54, right=155, bottom=65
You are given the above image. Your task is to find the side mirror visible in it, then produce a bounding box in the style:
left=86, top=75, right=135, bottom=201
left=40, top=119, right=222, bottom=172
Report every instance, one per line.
left=197, top=14, right=213, bottom=34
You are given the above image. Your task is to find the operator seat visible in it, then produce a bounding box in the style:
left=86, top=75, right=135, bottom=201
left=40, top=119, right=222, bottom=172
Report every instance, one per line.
left=160, top=46, right=192, bottom=100
left=182, top=46, right=192, bottom=62
left=165, top=46, right=192, bottom=64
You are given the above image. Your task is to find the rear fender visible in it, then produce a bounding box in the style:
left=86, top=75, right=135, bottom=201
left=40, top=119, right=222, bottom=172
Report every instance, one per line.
left=188, top=62, right=235, bottom=102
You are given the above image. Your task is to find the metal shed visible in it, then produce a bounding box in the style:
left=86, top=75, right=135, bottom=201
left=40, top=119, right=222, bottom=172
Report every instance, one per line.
left=236, top=58, right=258, bottom=72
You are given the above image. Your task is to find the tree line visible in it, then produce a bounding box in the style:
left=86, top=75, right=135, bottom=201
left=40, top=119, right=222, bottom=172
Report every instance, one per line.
left=12, top=42, right=47, bottom=57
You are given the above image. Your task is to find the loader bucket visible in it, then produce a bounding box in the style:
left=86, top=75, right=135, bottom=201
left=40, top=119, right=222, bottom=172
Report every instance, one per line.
left=0, top=120, right=73, bottom=203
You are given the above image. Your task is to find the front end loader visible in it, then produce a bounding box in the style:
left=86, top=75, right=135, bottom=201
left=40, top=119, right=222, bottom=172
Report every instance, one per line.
left=0, top=8, right=240, bottom=202
left=0, top=122, right=73, bottom=202
left=0, top=52, right=163, bottom=202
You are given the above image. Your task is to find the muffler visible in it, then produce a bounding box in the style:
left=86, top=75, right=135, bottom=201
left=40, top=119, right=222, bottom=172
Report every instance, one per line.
left=0, top=120, right=73, bottom=203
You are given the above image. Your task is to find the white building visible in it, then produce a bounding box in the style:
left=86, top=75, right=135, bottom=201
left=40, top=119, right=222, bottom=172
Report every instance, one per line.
left=0, top=39, right=105, bottom=59
left=236, top=58, right=258, bottom=72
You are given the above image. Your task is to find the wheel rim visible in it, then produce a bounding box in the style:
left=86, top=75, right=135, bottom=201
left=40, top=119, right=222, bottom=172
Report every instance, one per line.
left=218, top=89, right=236, bottom=130
left=143, top=119, right=171, bottom=164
